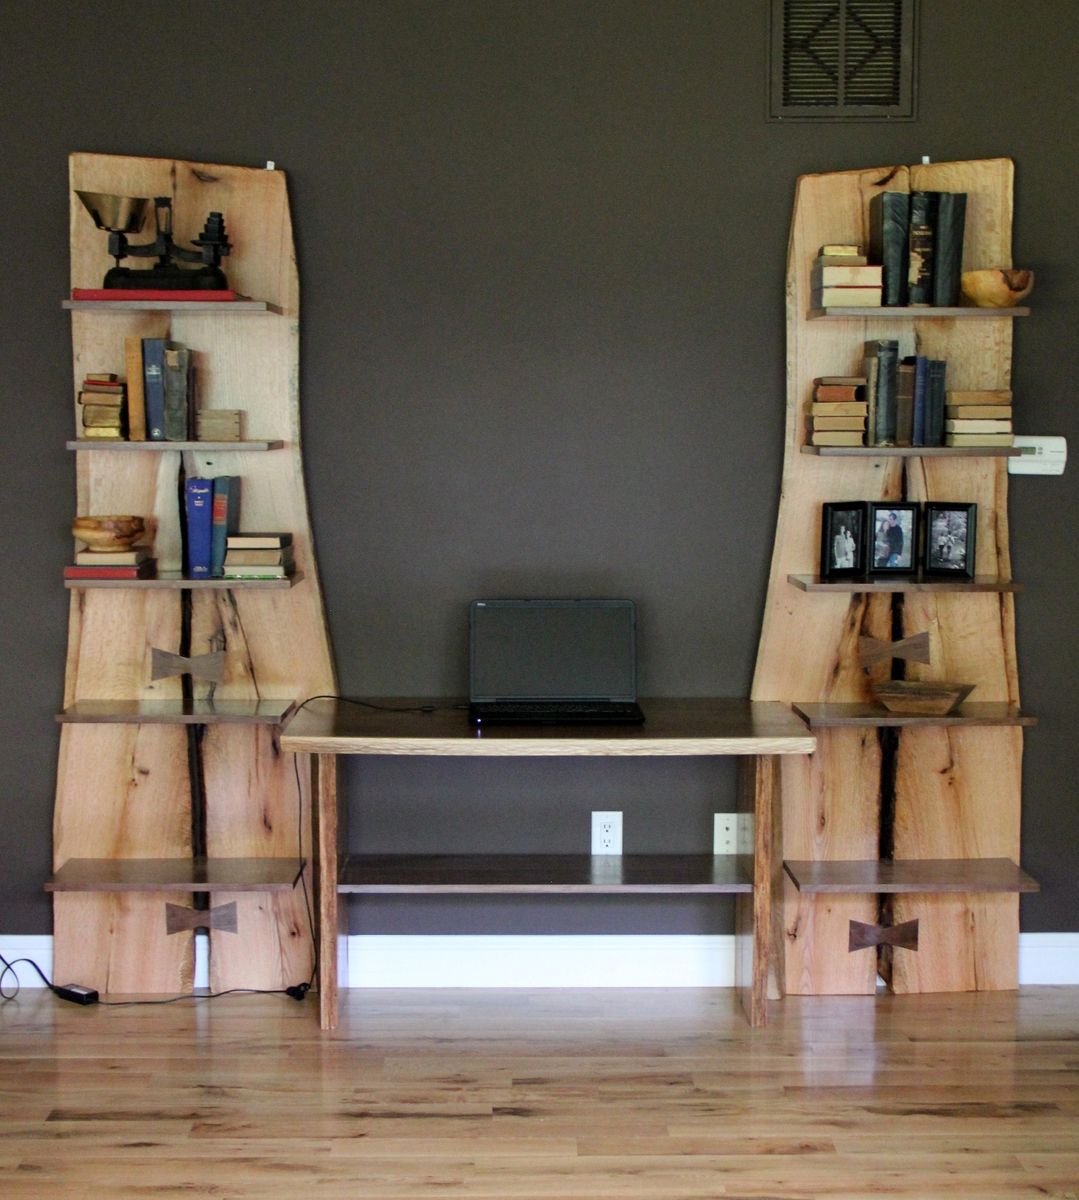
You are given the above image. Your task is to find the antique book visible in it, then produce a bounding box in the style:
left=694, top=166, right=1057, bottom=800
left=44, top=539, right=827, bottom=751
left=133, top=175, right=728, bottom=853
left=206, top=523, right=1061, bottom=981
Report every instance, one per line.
left=869, top=190, right=910, bottom=306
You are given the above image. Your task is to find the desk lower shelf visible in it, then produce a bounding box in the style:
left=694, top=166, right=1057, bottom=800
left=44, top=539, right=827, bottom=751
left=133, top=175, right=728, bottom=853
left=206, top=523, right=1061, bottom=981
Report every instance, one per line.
left=338, top=853, right=753, bottom=893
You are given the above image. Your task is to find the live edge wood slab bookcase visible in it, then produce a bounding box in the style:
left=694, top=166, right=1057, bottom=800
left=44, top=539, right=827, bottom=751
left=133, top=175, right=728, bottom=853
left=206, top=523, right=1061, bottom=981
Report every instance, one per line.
left=49, top=153, right=335, bottom=994
left=753, top=158, right=1038, bottom=999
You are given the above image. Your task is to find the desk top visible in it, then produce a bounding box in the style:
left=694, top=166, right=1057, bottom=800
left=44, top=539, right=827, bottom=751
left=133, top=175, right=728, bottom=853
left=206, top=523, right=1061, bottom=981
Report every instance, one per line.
left=280, top=697, right=815, bottom=756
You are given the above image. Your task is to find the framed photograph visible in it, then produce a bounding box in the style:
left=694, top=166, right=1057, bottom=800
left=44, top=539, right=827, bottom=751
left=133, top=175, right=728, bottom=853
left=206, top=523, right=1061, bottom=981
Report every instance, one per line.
left=923, top=502, right=977, bottom=579
left=868, top=502, right=919, bottom=574
left=820, top=501, right=867, bottom=577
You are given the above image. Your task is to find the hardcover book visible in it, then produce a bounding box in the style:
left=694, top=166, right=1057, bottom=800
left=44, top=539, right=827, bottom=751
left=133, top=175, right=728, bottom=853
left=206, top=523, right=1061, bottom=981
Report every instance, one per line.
left=907, top=191, right=938, bottom=305
left=868, top=191, right=910, bottom=306
left=184, top=477, right=214, bottom=578
left=124, top=337, right=147, bottom=440
left=163, top=343, right=193, bottom=441
left=210, top=476, right=242, bottom=577
left=142, top=337, right=167, bottom=440
left=931, top=192, right=968, bottom=307
left=864, top=340, right=899, bottom=446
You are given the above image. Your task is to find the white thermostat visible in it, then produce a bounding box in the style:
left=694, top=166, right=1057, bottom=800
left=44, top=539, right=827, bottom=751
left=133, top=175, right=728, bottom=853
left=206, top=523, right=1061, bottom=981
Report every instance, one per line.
left=1008, top=436, right=1067, bottom=476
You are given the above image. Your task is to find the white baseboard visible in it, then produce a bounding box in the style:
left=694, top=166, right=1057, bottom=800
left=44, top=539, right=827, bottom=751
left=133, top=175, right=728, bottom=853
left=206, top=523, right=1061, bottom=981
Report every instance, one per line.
left=5, top=932, right=1078, bottom=989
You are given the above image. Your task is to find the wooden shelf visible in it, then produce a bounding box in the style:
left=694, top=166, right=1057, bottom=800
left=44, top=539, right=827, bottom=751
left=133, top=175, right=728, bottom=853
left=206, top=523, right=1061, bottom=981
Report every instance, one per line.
left=784, top=858, right=1039, bottom=894
left=67, top=439, right=284, bottom=452
left=792, top=701, right=1035, bottom=728
left=57, top=698, right=296, bottom=725
left=801, top=445, right=1022, bottom=458
left=788, top=573, right=1022, bottom=593
left=64, top=571, right=304, bottom=590
left=808, top=306, right=1030, bottom=320
left=63, top=298, right=282, bottom=314
left=338, top=853, right=753, bottom=894
left=46, top=857, right=305, bottom=893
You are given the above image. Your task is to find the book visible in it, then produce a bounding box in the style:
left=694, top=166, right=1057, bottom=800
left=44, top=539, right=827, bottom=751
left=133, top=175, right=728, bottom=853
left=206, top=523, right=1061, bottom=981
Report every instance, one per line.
left=75, top=546, right=151, bottom=566
left=163, top=343, right=192, bottom=441
left=868, top=190, right=910, bottom=306
left=124, top=337, right=147, bottom=440
left=810, top=263, right=883, bottom=287
left=819, top=243, right=861, bottom=256
left=909, top=355, right=929, bottom=446
left=81, top=405, right=125, bottom=427
left=811, top=401, right=868, bottom=417
left=222, top=565, right=292, bottom=579
left=944, top=432, right=1015, bottom=446
left=226, top=532, right=293, bottom=549
left=944, top=405, right=1012, bottom=420
left=184, top=477, right=214, bottom=578
left=64, top=560, right=156, bottom=580
left=84, top=372, right=118, bottom=383
left=907, top=191, right=937, bottom=305
left=896, top=358, right=915, bottom=446
left=210, top=476, right=242, bottom=577
left=931, top=192, right=968, bottom=307
left=864, top=339, right=899, bottom=445
left=812, top=416, right=866, bottom=431
left=223, top=547, right=295, bottom=566
left=71, top=288, right=241, bottom=302
left=78, top=389, right=124, bottom=407
left=142, top=337, right=167, bottom=440
left=817, top=254, right=868, bottom=266
left=813, top=383, right=863, bottom=402
left=947, top=389, right=1013, bottom=406
left=811, top=286, right=883, bottom=308
left=814, top=375, right=868, bottom=387
left=810, top=431, right=865, bottom=446
left=80, top=427, right=125, bottom=439
left=944, top=418, right=1013, bottom=433
left=80, top=382, right=125, bottom=394
left=925, top=358, right=948, bottom=445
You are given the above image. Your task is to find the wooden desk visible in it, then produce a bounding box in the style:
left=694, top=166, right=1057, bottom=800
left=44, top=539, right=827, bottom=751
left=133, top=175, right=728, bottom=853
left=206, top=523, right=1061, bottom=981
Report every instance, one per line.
left=280, top=698, right=815, bottom=1030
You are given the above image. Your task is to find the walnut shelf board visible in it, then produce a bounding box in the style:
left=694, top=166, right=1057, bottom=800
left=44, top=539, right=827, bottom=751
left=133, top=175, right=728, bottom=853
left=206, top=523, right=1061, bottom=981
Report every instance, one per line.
left=67, top=439, right=285, bottom=451
left=801, top=445, right=1022, bottom=458
left=55, top=153, right=338, bottom=996
left=808, top=306, right=1029, bottom=319
left=46, top=857, right=305, bottom=892
left=783, top=858, right=1038, bottom=894
left=57, top=699, right=296, bottom=724
left=339, top=853, right=753, bottom=894
left=64, top=571, right=304, bottom=590
left=788, top=574, right=1022, bottom=593
left=63, top=298, right=282, bottom=313
left=793, top=701, right=1034, bottom=728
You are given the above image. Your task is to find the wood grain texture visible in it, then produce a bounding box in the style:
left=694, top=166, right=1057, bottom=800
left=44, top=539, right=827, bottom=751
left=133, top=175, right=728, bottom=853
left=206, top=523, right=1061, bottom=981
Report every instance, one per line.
left=754, top=160, right=1028, bottom=999
left=3, top=986, right=1077, bottom=1198
left=785, top=857, right=1039, bottom=894
left=55, top=154, right=336, bottom=995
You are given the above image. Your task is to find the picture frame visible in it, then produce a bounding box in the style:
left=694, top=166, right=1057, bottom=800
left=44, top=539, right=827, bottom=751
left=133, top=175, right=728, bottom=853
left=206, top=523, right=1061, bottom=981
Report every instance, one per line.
left=923, top=502, right=977, bottom=579
left=820, top=501, right=867, bottom=577
left=868, top=502, right=920, bottom=574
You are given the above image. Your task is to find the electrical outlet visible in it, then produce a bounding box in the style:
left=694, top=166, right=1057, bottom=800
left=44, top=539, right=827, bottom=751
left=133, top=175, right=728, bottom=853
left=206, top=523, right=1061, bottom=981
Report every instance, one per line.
left=591, top=810, right=623, bottom=855
left=713, top=813, right=738, bottom=855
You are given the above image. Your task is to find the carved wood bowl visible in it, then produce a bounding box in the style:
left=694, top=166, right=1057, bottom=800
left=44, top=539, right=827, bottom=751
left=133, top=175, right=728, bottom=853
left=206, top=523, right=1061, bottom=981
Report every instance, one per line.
left=871, top=680, right=975, bottom=716
left=72, top=515, right=146, bottom=551
left=960, top=268, right=1034, bottom=308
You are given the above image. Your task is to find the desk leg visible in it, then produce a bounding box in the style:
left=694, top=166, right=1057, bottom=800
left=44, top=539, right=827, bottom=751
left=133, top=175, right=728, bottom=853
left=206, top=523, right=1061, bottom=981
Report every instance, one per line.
left=735, top=755, right=777, bottom=1027
left=315, top=752, right=342, bottom=1031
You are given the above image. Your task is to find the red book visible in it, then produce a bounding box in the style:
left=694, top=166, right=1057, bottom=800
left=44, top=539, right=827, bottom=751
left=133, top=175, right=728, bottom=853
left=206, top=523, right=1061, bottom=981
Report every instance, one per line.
left=71, top=288, right=240, bottom=302
left=64, top=561, right=157, bottom=580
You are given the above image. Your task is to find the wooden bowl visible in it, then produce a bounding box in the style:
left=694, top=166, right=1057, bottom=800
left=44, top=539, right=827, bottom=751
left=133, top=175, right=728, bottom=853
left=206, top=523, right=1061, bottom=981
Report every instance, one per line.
left=72, top=515, right=146, bottom=551
left=871, top=680, right=974, bottom=716
left=960, top=268, right=1034, bottom=308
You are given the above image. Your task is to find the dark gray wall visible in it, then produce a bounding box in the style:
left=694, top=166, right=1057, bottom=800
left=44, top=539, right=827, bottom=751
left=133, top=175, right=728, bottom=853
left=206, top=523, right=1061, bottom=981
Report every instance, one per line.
left=2, top=1, right=1076, bottom=938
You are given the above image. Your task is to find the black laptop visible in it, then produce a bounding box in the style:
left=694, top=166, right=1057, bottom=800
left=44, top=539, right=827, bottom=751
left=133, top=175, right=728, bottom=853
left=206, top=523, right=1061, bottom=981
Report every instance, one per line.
left=468, top=598, right=645, bottom=725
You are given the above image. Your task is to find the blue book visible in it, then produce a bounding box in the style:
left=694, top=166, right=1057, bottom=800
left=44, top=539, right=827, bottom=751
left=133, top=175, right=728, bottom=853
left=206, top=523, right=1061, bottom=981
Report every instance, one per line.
left=210, top=476, right=242, bottom=577
left=911, top=355, right=929, bottom=446
left=142, top=338, right=167, bottom=440
left=184, top=477, right=214, bottom=578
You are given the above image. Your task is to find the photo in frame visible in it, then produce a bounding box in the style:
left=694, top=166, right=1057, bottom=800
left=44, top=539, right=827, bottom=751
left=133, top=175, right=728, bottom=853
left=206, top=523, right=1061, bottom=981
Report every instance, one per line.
left=923, top=502, right=977, bottom=579
left=868, top=502, right=919, bottom=573
left=820, top=501, right=868, bottom=577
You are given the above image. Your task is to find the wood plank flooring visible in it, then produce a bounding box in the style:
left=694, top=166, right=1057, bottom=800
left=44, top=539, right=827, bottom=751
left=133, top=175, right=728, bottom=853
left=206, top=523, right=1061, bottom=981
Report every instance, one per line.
left=2, top=987, right=1077, bottom=1198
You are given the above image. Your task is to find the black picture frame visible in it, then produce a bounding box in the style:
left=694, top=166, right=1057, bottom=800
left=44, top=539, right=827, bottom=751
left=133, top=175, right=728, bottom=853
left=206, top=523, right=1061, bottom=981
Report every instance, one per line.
left=923, top=502, right=977, bottom=579
left=820, top=501, right=868, bottom=577
left=868, top=502, right=920, bottom=574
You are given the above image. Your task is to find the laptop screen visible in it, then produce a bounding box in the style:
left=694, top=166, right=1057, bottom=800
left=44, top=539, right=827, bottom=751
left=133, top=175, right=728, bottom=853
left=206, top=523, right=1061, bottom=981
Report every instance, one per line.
left=469, top=599, right=638, bottom=702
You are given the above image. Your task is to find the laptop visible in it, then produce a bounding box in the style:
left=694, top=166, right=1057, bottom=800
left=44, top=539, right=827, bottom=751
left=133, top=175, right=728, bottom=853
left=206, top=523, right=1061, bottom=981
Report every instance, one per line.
left=468, top=598, right=645, bottom=725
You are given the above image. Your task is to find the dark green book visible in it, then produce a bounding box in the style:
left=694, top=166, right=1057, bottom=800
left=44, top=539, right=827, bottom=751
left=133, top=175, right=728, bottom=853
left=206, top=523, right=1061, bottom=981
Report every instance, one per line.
left=931, top=192, right=968, bottom=307
left=210, top=476, right=242, bottom=577
left=907, top=191, right=938, bottom=306
left=865, top=339, right=899, bottom=445
left=869, top=191, right=910, bottom=306
left=163, top=343, right=192, bottom=441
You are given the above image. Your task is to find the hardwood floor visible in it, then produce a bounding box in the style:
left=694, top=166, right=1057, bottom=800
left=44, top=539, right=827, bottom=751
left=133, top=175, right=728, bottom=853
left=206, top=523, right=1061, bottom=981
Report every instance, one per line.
left=2, top=986, right=1077, bottom=1198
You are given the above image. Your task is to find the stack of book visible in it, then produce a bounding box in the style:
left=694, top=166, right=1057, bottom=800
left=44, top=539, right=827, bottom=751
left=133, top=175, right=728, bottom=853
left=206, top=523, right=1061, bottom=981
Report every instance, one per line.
left=64, top=545, right=156, bottom=581
left=868, top=189, right=968, bottom=307
left=196, top=409, right=244, bottom=442
left=78, top=373, right=127, bottom=440
left=810, top=245, right=883, bottom=309
left=809, top=376, right=868, bottom=446
left=223, top=532, right=295, bottom=579
left=945, top=389, right=1014, bottom=447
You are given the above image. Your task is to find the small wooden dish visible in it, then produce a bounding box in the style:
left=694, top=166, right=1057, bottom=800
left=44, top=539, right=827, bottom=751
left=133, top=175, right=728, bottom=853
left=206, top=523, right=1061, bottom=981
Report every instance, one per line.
left=871, top=680, right=975, bottom=715
left=960, top=268, right=1033, bottom=308
left=72, top=515, right=146, bottom=551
